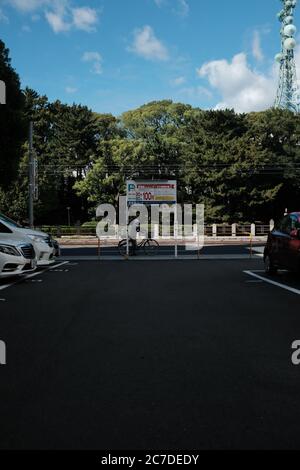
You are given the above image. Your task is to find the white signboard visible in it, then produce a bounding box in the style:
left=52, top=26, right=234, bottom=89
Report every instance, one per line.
left=127, top=180, right=177, bottom=205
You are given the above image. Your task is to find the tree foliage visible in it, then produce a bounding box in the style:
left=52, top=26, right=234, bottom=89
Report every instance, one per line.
left=77, top=102, right=300, bottom=222
left=0, top=40, right=25, bottom=189
left=1, top=38, right=300, bottom=224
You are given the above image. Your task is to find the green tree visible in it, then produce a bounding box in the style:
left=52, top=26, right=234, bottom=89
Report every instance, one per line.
left=177, top=108, right=293, bottom=222
left=0, top=40, right=25, bottom=189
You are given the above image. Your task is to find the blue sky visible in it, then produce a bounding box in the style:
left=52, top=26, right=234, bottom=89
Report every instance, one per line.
left=0, top=0, right=298, bottom=115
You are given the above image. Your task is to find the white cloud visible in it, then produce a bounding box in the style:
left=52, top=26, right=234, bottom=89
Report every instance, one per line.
left=130, top=25, right=169, bottom=61
left=45, top=10, right=70, bottom=33
left=82, top=52, right=101, bottom=62
left=5, top=0, right=98, bottom=33
left=65, top=86, right=78, bottom=94
left=82, top=51, right=103, bottom=75
left=196, top=30, right=300, bottom=113
left=197, top=52, right=277, bottom=113
left=6, top=0, right=49, bottom=12
left=45, top=4, right=98, bottom=33
left=72, top=7, right=97, bottom=32
left=252, top=30, right=264, bottom=62
left=170, top=76, right=186, bottom=86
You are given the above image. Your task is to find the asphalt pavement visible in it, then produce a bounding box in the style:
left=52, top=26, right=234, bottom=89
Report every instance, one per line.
left=1, top=256, right=300, bottom=449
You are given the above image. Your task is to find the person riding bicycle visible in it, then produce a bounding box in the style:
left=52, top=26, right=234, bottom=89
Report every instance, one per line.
left=128, top=213, right=141, bottom=256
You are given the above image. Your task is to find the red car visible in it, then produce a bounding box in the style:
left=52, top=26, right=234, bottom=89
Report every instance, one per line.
left=264, top=212, right=300, bottom=274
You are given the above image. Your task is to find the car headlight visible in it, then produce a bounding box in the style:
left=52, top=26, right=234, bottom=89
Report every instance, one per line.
left=28, top=235, right=48, bottom=243
left=0, top=245, right=20, bottom=256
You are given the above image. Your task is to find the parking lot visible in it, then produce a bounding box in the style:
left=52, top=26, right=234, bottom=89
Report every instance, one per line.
left=1, top=251, right=300, bottom=449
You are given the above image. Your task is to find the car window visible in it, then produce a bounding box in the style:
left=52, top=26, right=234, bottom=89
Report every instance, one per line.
left=277, top=216, right=291, bottom=234
left=0, top=222, right=13, bottom=234
left=290, top=215, right=300, bottom=230
left=277, top=215, right=300, bottom=234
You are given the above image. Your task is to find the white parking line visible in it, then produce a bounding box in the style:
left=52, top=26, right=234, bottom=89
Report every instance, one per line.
left=0, top=261, right=69, bottom=292
left=244, top=270, right=300, bottom=296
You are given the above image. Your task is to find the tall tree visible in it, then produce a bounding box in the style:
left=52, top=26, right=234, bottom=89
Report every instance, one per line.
left=0, top=40, right=25, bottom=189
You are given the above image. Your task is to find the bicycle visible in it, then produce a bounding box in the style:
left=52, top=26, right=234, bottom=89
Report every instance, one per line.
left=118, top=237, right=159, bottom=257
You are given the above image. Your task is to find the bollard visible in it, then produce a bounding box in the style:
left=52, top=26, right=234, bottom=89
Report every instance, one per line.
left=232, top=223, right=237, bottom=237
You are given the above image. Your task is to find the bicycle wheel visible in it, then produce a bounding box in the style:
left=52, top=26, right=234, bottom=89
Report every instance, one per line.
left=118, top=239, right=133, bottom=257
left=143, top=239, right=159, bottom=256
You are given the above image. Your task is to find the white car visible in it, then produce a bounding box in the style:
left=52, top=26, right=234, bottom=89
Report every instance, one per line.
left=0, top=235, right=36, bottom=279
left=0, top=214, right=56, bottom=267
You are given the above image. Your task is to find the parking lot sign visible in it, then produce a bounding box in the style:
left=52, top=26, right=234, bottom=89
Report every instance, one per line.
left=126, top=180, right=178, bottom=257
left=126, top=180, right=177, bottom=205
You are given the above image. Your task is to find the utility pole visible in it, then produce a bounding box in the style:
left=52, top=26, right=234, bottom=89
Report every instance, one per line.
left=28, top=121, right=34, bottom=228
left=67, top=207, right=71, bottom=227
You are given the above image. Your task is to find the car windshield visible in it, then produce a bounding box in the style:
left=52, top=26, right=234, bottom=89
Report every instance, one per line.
left=0, top=213, right=23, bottom=228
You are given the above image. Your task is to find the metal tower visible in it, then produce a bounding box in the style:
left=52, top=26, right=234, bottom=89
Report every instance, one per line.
left=275, top=0, right=299, bottom=113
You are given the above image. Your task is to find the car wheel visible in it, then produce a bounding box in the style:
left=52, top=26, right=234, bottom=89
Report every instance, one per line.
left=265, top=254, right=277, bottom=275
